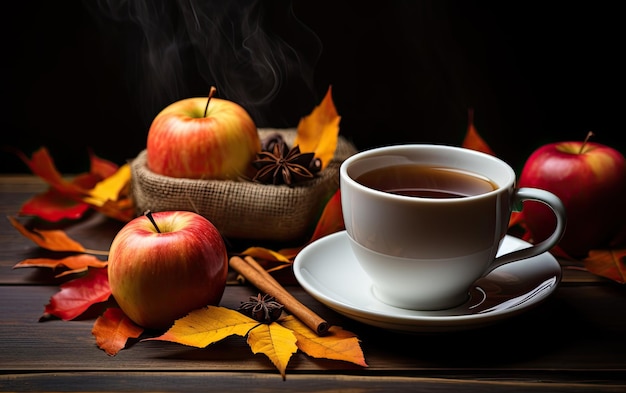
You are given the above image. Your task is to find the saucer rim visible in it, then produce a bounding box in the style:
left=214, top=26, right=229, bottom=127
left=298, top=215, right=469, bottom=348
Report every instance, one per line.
left=293, top=231, right=561, bottom=332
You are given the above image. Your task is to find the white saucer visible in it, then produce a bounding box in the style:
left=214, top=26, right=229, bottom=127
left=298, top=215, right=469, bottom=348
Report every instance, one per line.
left=293, top=231, right=561, bottom=333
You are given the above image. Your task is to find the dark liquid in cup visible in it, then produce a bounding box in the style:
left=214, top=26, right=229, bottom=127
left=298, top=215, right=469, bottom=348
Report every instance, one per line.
left=355, top=165, right=498, bottom=198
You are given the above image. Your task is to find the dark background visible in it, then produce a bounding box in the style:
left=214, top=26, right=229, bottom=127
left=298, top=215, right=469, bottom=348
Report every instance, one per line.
left=2, top=1, right=624, bottom=175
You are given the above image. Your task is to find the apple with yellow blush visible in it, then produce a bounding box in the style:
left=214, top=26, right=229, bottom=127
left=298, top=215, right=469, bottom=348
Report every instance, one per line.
left=147, top=87, right=261, bottom=180
left=107, top=210, right=228, bottom=329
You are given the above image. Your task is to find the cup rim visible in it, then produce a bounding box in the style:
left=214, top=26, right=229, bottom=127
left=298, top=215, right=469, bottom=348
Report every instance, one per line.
left=340, top=143, right=516, bottom=202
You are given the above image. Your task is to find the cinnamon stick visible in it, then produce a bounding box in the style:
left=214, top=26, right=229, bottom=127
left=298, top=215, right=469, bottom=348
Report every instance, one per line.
left=229, top=255, right=329, bottom=335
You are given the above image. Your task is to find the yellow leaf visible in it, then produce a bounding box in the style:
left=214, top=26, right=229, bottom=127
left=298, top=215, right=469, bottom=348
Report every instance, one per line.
left=240, top=247, right=292, bottom=264
left=294, top=86, right=341, bottom=170
left=280, top=315, right=368, bottom=367
left=146, top=306, right=259, bottom=348
left=84, top=164, right=131, bottom=207
left=247, top=322, right=298, bottom=380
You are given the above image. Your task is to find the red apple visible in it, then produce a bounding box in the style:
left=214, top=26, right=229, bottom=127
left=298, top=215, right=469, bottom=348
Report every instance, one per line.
left=147, top=87, right=261, bottom=179
left=107, top=210, right=228, bottom=329
left=518, top=135, right=626, bottom=258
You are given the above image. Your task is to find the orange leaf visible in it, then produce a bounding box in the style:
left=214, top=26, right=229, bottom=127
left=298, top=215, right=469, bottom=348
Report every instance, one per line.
left=43, top=267, right=111, bottom=320
left=93, top=198, right=135, bottom=223
left=14, top=254, right=108, bottom=277
left=8, top=216, right=86, bottom=253
left=294, top=86, right=341, bottom=170
left=308, top=189, right=344, bottom=242
left=239, top=247, right=292, bottom=264
left=278, top=189, right=345, bottom=259
left=583, top=248, right=626, bottom=284
left=247, top=322, right=298, bottom=380
left=462, top=109, right=495, bottom=156
left=280, top=315, right=367, bottom=367
left=92, top=307, right=144, bottom=356
left=15, top=147, right=90, bottom=197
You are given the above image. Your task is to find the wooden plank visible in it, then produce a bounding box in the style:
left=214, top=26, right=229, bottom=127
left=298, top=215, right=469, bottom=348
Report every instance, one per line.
left=1, top=372, right=624, bottom=393
left=2, top=284, right=626, bottom=373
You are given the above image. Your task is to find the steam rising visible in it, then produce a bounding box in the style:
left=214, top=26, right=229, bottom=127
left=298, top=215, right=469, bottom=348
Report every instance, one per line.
left=88, top=0, right=322, bottom=125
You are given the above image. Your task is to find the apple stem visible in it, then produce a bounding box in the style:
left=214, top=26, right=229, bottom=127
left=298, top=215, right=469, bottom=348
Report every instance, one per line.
left=144, top=210, right=161, bottom=233
left=579, top=131, right=594, bottom=154
left=204, top=86, right=217, bottom=118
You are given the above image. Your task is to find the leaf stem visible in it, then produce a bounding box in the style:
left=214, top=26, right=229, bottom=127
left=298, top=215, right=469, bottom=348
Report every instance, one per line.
left=204, top=86, right=217, bottom=118
left=144, top=210, right=161, bottom=233
left=84, top=248, right=110, bottom=256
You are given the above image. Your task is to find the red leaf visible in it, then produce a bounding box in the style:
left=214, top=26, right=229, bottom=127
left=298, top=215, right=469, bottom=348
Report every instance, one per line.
left=92, top=307, right=144, bottom=356
left=19, top=188, right=90, bottom=222
left=44, top=267, right=111, bottom=320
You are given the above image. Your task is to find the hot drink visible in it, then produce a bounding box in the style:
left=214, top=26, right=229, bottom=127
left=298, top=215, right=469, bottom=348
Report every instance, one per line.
left=355, top=164, right=497, bottom=198
left=340, top=144, right=566, bottom=310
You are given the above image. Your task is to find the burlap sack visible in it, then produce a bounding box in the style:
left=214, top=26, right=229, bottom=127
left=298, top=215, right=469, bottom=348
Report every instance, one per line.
left=130, top=128, right=357, bottom=241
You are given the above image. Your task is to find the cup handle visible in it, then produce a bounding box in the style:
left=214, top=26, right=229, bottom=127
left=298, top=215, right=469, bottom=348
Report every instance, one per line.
left=485, top=187, right=567, bottom=275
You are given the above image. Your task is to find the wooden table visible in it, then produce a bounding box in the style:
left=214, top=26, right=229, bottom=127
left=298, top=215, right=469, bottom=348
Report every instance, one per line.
left=1, top=175, right=625, bottom=392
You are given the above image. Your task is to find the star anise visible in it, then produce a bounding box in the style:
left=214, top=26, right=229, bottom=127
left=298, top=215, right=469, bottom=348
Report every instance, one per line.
left=238, top=293, right=285, bottom=323
left=252, top=140, right=321, bottom=185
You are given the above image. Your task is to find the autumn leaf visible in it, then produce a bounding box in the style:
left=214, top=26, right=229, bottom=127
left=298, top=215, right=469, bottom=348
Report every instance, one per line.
left=92, top=307, right=144, bottom=356
left=239, top=247, right=292, bottom=265
left=14, top=254, right=108, bottom=277
left=15, top=147, right=133, bottom=222
left=9, top=216, right=87, bottom=253
left=150, top=306, right=296, bottom=378
left=307, top=189, right=344, bottom=243
left=149, top=306, right=260, bottom=347
left=280, top=315, right=367, bottom=367
left=88, top=150, right=120, bottom=179
left=93, top=197, right=135, bottom=223
left=583, top=248, right=626, bottom=284
left=462, top=108, right=495, bottom=156
left=15, top=147, right=90, bottom=197
left=82, top=164, right=135, bottom=222
left=83, top=164, right=131, bottom=207
left=43, top=267, right=111, bottom=321
left=148, top=305, right=365, bottom=379
left=17, top=156, right=117, bottom=222
left=19, top=188, right=91, bottom=222
left=294, top=86, right=341, bottom=170
left=9, top=215, right=108, bottom=255
left=242, top=189, right=346, bottom=266
left=278, top=189, right=344, bottom=260
left=247, top=321, right=298, bottom=379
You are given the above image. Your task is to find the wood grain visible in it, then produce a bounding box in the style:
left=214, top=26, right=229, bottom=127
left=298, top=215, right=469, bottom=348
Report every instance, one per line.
left=1, top=175, right=625, bottom=392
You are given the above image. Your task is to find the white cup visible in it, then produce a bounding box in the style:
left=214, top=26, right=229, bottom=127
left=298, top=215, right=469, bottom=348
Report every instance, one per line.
left=340, top=144, right=566, bottom=310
